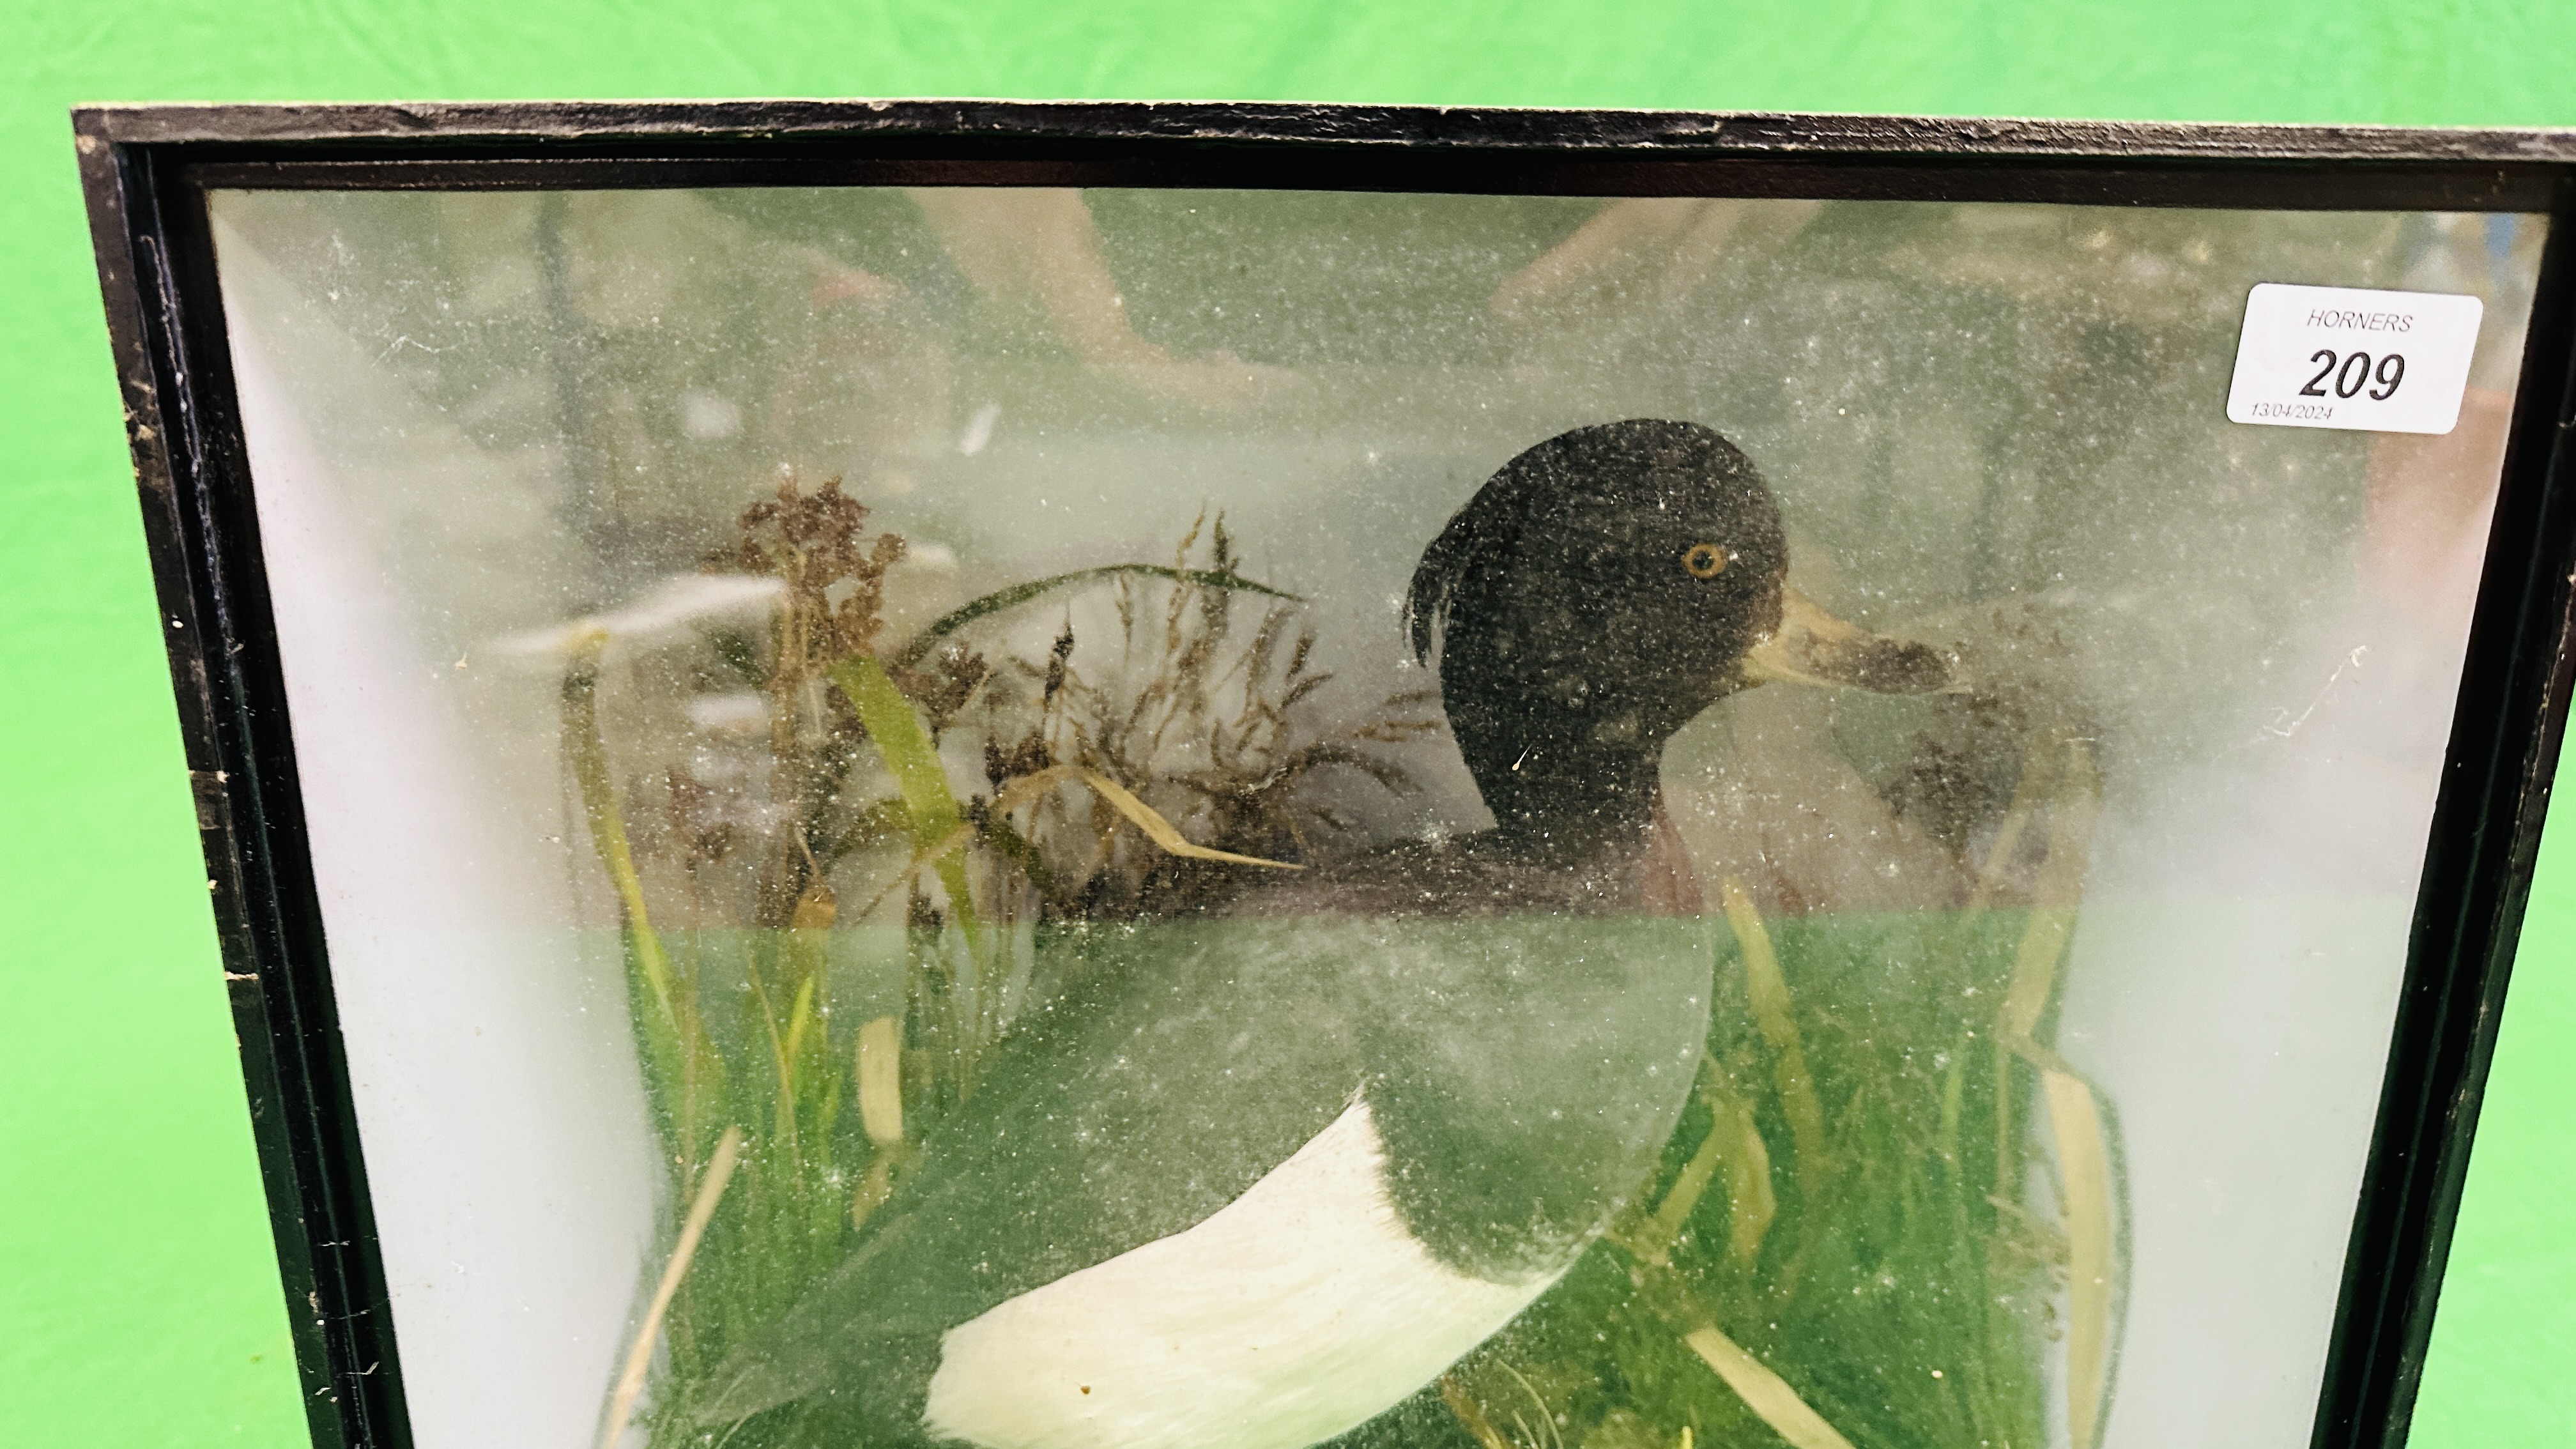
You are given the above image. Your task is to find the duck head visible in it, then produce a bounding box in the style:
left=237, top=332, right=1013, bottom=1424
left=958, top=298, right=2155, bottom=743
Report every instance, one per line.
left=1407, top=419, right=1952, bottom=865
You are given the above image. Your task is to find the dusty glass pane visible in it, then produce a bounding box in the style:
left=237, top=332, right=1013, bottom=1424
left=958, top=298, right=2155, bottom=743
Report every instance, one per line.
left=207, top=185, right=2544, bottom=1449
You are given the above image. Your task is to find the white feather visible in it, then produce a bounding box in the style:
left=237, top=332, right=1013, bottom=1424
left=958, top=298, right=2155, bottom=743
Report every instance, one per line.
left=923, top=1097, right=1556, bottom=1449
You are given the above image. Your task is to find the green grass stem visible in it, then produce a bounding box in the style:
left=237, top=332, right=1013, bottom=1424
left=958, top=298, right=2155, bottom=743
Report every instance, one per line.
left=888, top=564, right=1301, bottom=673
left=832, top=655, right=984, bottom=949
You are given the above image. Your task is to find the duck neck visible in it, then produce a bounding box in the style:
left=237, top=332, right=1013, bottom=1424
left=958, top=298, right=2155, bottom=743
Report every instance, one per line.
left=1461, top=735, right=1664, bottom=869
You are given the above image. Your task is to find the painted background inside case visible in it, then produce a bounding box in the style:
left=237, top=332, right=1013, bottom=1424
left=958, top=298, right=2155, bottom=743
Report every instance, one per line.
left=206, top=185, right=2538, bottom=1447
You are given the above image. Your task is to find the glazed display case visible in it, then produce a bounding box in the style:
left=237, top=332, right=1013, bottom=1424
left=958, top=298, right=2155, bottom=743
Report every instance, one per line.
left=74, top=101, right=2576, bottom=1449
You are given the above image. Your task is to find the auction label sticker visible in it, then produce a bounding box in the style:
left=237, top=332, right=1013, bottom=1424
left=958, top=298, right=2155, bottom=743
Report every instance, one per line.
left=2226, top=283, right=2483, bottom=434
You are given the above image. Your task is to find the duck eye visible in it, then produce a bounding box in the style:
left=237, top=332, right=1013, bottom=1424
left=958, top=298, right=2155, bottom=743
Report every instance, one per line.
left=1683, top=542, right=1731, bottom=579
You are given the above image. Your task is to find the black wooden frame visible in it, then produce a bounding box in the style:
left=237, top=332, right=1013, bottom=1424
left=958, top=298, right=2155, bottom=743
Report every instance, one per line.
left=69, top=98, right=2576, bottom=1449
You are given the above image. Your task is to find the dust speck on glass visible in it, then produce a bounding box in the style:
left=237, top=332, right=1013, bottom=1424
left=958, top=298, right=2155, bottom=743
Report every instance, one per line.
left=203, top=185, right=2543, bottom=1449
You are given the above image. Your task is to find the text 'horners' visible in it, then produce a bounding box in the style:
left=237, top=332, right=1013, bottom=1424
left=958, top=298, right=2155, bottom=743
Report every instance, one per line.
left=2304, top=309, right=2414, bottom=333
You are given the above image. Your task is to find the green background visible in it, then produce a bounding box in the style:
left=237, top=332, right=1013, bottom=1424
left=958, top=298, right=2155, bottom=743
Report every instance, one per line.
left=6, top=1, right=2576, bottom=1443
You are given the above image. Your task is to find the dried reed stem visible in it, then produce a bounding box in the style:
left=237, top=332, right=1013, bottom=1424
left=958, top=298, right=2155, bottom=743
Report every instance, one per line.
left=1988, top=736, right=2119, bottom=1449
left=1064, top=767, right=1304, bottom=869
left=857, top=761, right=1307, bottom=924
left=1643, top=1104, right=1731, bottom=1261
left=1992, top=735, right=2097, bottom=1200
left=1681, top=1325, right=1856, bottom=1449
left=1717, top=878, right=1828, bottom=1188
left=1708, top=1091, right=1779, bottom=1269
left=2043, top=1069, right=2117, bottom=1449
left=599, top=1125, right=744, bottom=1449
left=1614, top=1058, right=1774, bottom=1269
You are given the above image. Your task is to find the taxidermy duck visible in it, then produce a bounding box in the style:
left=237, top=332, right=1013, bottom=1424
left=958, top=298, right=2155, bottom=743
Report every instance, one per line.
left=700, top=420, right=1954, bottom=1448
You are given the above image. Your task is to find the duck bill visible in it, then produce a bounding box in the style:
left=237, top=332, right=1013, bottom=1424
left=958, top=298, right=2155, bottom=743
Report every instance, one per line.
left=1736, top=584, right=1957, bottom=694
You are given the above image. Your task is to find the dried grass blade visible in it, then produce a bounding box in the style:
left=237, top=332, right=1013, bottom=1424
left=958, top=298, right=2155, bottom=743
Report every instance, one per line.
left=1713, top=1092, right=1779, bottom=1269
left=990, top=763, right=1085, bottom=817
left=1646, top=1110, right=1730, bottom=1257
left=1075, top=769, right=1303, bottom=870
left=599, top=1124, right=744, bottom=1449
left=1718, top=878, right=1828, bottom=1183
left=2002, top=908, right=2078, bottom=1045
left=1682, top=1326, right=1857, bottom=1449
left=993, top=761, right=1301, bottom=872
left=1989, top=735, right=2119, bottom=1443
left=855, top=1014, right=905, bottom=1147
left=1630, top=1059, right=1757, bottom=1264
left=2042, top=1068, right=2118, bottom=1449
left=1996, top=737, right=2102, bottom=1198
left=850, top=1153, right=899, bottom=1230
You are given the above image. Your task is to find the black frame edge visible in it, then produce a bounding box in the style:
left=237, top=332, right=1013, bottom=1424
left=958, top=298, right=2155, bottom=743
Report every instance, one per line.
left=65, top=98, right=2576, bottom=166
left=72, top=115, right=413, bottom=1449
left=2314, top=184, right=2576, bottom=1448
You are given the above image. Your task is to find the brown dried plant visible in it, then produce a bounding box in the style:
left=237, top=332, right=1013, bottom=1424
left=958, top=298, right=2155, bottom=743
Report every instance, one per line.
left=587, top=482, right=1443, bottom=1448
left=696, top=470, right=907, bottom=928
left=970, top=514, right=1442, bottom=919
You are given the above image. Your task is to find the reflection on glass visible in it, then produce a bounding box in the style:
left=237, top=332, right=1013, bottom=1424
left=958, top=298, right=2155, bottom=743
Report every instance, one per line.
left=206, top=186, right=2543, bottom=1449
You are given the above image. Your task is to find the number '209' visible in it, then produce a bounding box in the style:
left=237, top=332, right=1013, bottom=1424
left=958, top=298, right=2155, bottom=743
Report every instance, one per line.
left=2301, top=348, right=2406, bottom=401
